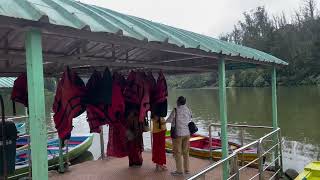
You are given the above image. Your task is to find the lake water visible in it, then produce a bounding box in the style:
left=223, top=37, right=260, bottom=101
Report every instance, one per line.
left=0, top=86, right=319, bottom=172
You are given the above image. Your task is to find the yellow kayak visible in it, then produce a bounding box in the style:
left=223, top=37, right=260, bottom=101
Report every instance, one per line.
left=295, top=161, right=320, bottom=180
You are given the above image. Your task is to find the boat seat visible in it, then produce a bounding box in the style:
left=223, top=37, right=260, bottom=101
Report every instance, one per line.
left=189, top=136, right=206, bottom=142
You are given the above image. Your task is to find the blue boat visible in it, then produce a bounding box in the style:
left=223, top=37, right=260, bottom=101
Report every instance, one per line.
left=15, top=123, right=28, bottom=150
left=15, top=123, right=26, bottom=136
left=13, top=135, right=93, bottom=177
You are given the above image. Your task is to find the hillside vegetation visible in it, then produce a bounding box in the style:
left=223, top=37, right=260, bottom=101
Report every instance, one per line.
left=168, top=0, right=320, bottom=88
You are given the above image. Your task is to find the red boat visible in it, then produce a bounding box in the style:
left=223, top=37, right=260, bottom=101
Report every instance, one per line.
left=165, top=131, right=258, bottom=162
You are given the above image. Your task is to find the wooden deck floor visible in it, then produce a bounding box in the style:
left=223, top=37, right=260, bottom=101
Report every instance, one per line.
left=49, top=152, right=273, bottom=180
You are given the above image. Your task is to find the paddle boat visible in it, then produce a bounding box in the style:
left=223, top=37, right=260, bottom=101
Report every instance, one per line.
left=165, top=131, right=258, bottom=162
left=295, top=161, right=320, bottom=180
left=13, top=134, right=93, bottom=177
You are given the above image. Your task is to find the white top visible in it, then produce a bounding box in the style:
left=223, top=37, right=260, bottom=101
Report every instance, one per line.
left=166, top=105, right=192, bottom=137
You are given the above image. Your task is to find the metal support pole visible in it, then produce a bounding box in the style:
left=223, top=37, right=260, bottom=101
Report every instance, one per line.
left=0, top=95, right=8, bottom=180
left=209, top=125, right=213, bottom=161
left=234, top=155, right=240, bottom=180
left=12, top=101, right=16, bottom=116
left=65, top=140, right=69, bottom=170
left=218, top=58, right=229, bottom=180
left=150, top=126, right=153, bottom=151
left=58, top=139, right=64, bottom=173
left=278, top=130, right=284, bottom=177
left=26, top=107, right=32, bottom=180
left=271, top=66, right=278, bottom=130
left=257, top=143, right=263, bottom=180
left=240, top=128, right=244, bottom=166
left=100, top=126, right=105, bottom=160
left=149, top=113, right=153, bottom=151
left=25, top=29, right=48, bottom=180
left=271, top=66, right=280, bottom=179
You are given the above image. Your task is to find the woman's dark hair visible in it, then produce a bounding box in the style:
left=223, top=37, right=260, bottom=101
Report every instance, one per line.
left=177, top=96, right=186, bottom=106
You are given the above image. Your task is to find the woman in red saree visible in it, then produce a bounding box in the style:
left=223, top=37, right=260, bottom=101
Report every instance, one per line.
left=152, top=115, right=167, bottom=171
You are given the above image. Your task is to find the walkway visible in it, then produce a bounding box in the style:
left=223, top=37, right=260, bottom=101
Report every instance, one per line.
left=49, top=152, right=273, bottom=180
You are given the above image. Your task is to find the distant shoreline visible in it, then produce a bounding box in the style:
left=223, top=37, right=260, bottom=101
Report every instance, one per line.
left=169, top=85, right=320, bottom=90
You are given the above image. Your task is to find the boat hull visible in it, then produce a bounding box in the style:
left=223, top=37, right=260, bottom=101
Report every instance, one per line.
left=295, top=161, right=320, bottom=180
left=165, top=131, right=258, bottom=163
left=12, top=135, right=93, bottom=178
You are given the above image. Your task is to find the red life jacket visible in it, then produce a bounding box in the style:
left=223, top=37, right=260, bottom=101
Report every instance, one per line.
left=146, top=72, right=156, bottom=103
left=85, top=70, right=111, bottom=133
left=124, top=72, right=150, bottom=122
left=53, top=67, right=86, bottom=140
left=113, top=72, right=126, bottom=92
left=107, top=122, right=128, bottom=158
left=123, top=71, right=140, bottom=105
left=154, top=71, right=168, bottom=103
left=108, top=80, right=125, bottom=123
left=106, top=73, right=128, bottom=157
left=11, top=73, right=28, bottom=107
left=139, top=73, right=150, bottom=122
left=152, top=71, right=168, bottom=117
left=86, top=104, right=107, bottom=133
left=146, top=72, right=157, bottom=116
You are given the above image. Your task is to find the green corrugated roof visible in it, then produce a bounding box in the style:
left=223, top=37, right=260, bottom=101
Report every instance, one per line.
left=0, top=0, right=288, bottom=65
left=0, top=77, right=15, bottom=88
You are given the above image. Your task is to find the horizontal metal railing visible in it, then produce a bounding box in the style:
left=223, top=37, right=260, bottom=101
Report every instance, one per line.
left=188, top=123, right=283, bottom=180
left=18, top=130, right=58, bottom=138
left=6, top=115, right=28, bottom=121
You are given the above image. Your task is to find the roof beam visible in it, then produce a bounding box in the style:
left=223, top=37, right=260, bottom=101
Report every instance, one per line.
left=0, top=29, right=11, bottom=45
left=68, top=61, right=211, bottom=72
left=113, top=47, right=136, bottom=62
left=150, top=56, right=203, bottom=64
left=62, top=39, right=89, bottom=55
left=0, top=52, right=213, bottom=75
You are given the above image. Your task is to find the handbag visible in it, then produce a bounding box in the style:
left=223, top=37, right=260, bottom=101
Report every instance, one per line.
left=170, top=108, right=177, bottom=139
left=188, top=121, right=198, bottom=135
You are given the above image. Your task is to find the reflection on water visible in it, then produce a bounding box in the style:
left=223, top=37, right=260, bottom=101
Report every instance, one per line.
left=1, top=86, right=319, bottom=172
left=168, top=86, right=320, bottom=172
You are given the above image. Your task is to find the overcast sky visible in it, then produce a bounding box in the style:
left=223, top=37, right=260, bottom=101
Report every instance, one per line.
left=79, top=0, right=312, bottom=37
